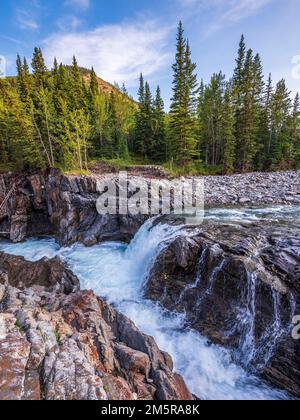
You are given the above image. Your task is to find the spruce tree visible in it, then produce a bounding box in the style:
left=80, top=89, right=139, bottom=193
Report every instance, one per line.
left=233, top=35, right=246, bottom=168
left=152, top=86, right=166, bottom=161
left=236, top=49, right=260, bottom=171
left=31, top=47, right=47, bottom=88
left=222, top=85, right=236, bottom=173
left=70, top=56, right=85, bottom=110
left=143, top=81, right=154, bottom=158
left=258, top=73, right=273, bottom=169
left=170, top=22, right=198, bottom=166
left=233, top=35, right=246, bottom=90
left=169, top=21, right=186, bottom=161
left=135, top=73, right=146, bottom=156
left=269, top=79, right=292, bottom=168
left=16, top=55, right=32, bottom=103
left=90, top=67, right=99, bottom=96
left=290, top=93, right=300, bottom=167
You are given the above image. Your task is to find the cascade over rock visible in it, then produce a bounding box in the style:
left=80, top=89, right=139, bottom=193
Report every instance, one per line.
left=144, top=221, right=300, bottom=397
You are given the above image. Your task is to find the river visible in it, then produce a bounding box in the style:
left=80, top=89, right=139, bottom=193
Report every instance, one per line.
left=1, top=205, right=298, bottom=400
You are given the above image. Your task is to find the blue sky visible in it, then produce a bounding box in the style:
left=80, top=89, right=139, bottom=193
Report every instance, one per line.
left=1, top=0, right=300, bottom=107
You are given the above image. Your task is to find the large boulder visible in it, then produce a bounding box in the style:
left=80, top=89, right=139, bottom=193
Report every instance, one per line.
left=0, top=252, right=79, bottom=294
left=46, top=171, right=148, bottom=246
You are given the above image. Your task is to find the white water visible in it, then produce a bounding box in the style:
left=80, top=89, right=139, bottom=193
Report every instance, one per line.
left=237, top=272, right=257, bottom=368
left=0, top=213, right=293, bottom=400
left=205, top=205, right=300, bottom=224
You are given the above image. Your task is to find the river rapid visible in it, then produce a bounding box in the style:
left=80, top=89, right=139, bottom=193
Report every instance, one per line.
left=1, top=205, right=299, bottom=400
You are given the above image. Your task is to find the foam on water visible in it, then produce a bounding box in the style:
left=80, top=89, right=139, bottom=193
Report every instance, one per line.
left=205, top=205, right=300, bottom=224
left=1, top=207, right=297, bottom=400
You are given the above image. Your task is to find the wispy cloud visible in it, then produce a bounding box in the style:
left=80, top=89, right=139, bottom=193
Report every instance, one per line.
left=65, top=0, right=91, bottom=10
left=179, top=0, right=273, bottom=34
left=15, top=0, right=42, bottom=31
left=0, top=35, right=25, bottom=46
left=16, top=9, right=39, bottom=30
left=43, top=20, right=171, bottom=87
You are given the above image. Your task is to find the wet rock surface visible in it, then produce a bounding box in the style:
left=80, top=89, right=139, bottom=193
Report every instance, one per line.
left=0, top=170, right=299, bottom=245
left=0, top=253, right=192, bottom=401
left=144, top=221, right=300, bottom=397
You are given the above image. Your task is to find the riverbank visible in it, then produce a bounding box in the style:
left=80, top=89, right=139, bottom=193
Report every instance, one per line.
left=1, top=170, right=299, bottom=245
left=201, top=170, right=300, bottom=207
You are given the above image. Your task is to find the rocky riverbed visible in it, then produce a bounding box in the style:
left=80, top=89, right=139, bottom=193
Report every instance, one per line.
left=202, top=170, right=300, bottom=206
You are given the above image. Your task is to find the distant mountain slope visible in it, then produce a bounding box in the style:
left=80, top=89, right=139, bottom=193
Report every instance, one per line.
left=65, top=65, right=129, bottom=96
left=83, top=73, right=116, bottom=95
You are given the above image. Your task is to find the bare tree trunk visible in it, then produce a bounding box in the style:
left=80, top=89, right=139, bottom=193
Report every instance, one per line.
left=32, top=116, right=52, bottom=168
left=76, top=131, right=82, bottom=171
left=84, top=137, right=88, bottom=171
left=43, top=100, right=55, bottom=167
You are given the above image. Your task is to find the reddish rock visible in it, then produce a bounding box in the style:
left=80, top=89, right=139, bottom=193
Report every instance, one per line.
left=0, top=314, right=31, bottom=400
left=0, top=253, right=193, bottom=401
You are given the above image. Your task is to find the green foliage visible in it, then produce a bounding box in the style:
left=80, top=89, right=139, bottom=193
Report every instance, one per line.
left=134, top=74, right=167, bottom=162
left=169, top=22, right=199, bottom=166
left=0, top=31, right=299, bottom=175
left=0, top=48, right=136, bottom=171
left=54, top=329, right=62, bottom=345
left=152, top=86, right=167, bottom=161
left=15, top=319, right=25, bottom=334
left=197, top=35, right=299, bottom=174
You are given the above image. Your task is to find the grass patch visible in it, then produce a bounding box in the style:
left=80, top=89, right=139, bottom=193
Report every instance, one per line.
left=54, top=329, right=62, bottom=345
left=164, top=161, right=225, bottom=177
left=0, top=158, right=225, bottom=177
left=15, top=319, right=25, bottom=334
left=0, top=162, right=20, bottom=173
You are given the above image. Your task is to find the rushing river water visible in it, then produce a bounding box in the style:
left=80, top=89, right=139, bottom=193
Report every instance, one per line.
left=1, top=206, right=298, bottom=400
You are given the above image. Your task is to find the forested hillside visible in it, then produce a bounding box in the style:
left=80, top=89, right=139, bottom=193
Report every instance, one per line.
left=0, top=22, right=299, bottom=174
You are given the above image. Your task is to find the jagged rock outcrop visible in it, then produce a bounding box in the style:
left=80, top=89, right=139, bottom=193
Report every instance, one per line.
left=0, top=253, right=192, bottom=401
left=144, top=221, right=300, bottom=397
left=46, top=170, right=147, bottom=246
left=0, top=171, right=147, bottom=245
left=0, top=252, right=79, bottom=294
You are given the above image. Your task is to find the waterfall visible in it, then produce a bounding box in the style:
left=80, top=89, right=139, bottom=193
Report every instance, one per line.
left=252, top=290, right=283, bottom=370
left=237, top=271, right=257, bottom=368
left=195, top=258, right=227, bottom=310
left=174, top=247, right=208, bottom=307
left=236, top=281, right=295, bottom=372
left=0, top=216, right=293, bottom=400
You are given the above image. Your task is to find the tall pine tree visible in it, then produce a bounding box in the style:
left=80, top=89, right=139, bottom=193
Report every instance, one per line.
left=170, top=22, right=198, bottom=166
left=152, top=86, right=166, bottom=161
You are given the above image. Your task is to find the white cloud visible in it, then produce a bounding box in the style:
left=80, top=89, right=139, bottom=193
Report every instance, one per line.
left=179, top=0, right=273, bottom=34
left=16, top=9, right=39, bottom=30
left=65, top=0, right=90, bottom=10
left=43, top=20, right=171, bottom=87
